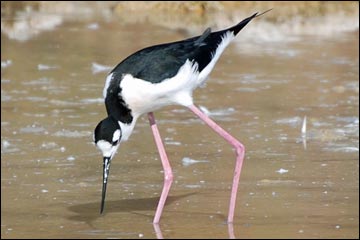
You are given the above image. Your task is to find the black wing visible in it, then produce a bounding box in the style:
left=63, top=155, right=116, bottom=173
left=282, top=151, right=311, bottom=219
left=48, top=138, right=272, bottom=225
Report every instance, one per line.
left=110, top=12, right=258, bottom=83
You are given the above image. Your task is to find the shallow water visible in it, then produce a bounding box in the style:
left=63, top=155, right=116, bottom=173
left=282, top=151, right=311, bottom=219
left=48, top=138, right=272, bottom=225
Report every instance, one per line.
left=1, top=12, right=359, bottom=239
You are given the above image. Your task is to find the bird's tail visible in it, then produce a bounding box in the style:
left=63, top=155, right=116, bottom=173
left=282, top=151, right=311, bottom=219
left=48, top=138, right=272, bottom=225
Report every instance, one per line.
left=230, top=8, right=273, bottom=35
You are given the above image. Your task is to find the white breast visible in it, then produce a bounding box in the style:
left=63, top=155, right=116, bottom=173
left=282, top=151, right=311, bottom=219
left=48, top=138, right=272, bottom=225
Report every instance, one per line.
left=120, top=59, right=200, bottom=118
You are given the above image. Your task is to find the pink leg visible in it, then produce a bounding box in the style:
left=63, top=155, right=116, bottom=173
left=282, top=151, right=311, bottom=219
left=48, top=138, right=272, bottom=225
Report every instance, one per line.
left=153, top=223, right=164, bottom=239
left=148, top=112, right=173, bottom=223
left=188, top=105, right=245, bottom=223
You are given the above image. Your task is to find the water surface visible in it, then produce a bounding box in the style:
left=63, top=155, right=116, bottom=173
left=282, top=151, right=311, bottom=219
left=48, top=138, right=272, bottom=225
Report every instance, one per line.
left=1, top=11, right=359, bottom=239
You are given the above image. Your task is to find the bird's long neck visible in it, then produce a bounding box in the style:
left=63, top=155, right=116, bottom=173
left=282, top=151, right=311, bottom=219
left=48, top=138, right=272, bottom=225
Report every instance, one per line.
left=118, top=119, right=136, bottom=142
left=105, top=93, right=137, bottom=142
left=105, top=94, right=133, bottom=123
left=103, top=72, right=139, bottom=142
left=104, top=72, right=134, bottom=124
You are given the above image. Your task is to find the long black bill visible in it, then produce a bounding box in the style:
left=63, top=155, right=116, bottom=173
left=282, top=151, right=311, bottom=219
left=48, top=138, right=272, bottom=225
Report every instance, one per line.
left=100, top=157, right=111, bottom=214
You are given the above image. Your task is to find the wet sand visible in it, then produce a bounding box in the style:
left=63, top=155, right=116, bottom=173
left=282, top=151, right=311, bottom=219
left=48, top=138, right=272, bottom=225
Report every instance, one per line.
left=1, top=4, right=359, bottom=239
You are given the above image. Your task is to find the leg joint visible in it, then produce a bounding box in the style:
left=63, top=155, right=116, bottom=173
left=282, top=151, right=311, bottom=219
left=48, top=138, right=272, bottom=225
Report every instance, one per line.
left=234, top=141, right=245, bottom=155
left=164, top=172, right=173, bottom=182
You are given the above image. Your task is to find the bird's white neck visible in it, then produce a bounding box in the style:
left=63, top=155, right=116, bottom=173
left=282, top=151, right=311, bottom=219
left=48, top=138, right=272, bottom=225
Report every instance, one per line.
left=118, top=120, right=136, bottom=142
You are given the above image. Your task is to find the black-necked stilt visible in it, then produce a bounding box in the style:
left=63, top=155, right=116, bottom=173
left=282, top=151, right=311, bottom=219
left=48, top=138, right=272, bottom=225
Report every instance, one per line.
left=94, top=10, right=270, bottom=223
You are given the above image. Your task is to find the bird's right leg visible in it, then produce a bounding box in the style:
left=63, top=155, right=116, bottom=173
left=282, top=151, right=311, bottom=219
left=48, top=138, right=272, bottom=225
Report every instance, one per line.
left=148, top=112, right=173, bottom=223
left=187, top=105, right=245, bottom=223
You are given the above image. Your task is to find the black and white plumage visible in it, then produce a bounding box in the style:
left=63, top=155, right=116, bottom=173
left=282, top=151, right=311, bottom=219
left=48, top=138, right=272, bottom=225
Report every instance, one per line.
left=100, top=12, right=257, bottom=139
left=94, top=11, right=266, bottom=222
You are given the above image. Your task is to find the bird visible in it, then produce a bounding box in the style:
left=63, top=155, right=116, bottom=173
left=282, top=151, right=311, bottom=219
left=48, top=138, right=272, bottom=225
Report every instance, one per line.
left=94, top=10, right=270, bottom=224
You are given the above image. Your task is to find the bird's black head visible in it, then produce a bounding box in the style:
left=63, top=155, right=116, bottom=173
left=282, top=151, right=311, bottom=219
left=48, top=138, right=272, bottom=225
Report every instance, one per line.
left=94, top=115, right=122, bottom=155
left=94, top=115, right=121, bottom=214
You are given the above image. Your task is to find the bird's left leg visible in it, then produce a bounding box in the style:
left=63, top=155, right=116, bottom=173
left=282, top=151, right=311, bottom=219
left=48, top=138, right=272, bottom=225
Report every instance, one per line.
left=148, top=112, right=173, bottom=223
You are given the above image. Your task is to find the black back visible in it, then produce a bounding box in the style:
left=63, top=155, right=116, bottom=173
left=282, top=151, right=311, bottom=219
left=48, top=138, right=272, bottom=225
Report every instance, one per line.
left=104, top=13, right=258, bottom=123
left=110, top=12, right=258, bottom=83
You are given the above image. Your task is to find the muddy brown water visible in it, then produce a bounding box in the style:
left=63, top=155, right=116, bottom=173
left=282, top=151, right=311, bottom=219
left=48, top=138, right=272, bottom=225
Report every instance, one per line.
left=1, top=16, right=359, bottom=239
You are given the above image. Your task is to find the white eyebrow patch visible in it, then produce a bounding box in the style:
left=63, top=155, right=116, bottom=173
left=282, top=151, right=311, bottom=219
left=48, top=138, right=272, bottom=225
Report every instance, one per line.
left=112, top=129, right=121, bottom=142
